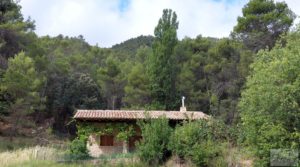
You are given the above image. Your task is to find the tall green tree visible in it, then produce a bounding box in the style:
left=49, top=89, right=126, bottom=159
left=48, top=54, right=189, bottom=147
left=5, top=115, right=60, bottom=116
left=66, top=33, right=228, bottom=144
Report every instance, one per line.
left=175, top=37, right=253, bottom=124
left=124, top=63, right=150, bottom=109
left=207, top=39, right=253, bottom=124
left=36, top=35, right=99, bottom=133
left=233, top=0, right=295, bottom=52
left=0, top=0, right=35, bottom=68
left=0, top=52, right=44, bottom=133
left=175, top=36, right=213, bottom=112
left=124, top=46, right=152, bottom=109
left=148, top=9, right=179, bottom=110
left=97, top=56, right=125, bottom=109
left=239, top=29, right=300, bottom=165
left=47, top=73, right=105, bottom=134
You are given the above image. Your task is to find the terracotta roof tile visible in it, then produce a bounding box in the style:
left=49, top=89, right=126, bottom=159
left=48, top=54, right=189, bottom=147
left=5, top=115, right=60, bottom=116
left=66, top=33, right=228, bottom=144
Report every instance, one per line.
left=74, top=110, right=209, bottom=121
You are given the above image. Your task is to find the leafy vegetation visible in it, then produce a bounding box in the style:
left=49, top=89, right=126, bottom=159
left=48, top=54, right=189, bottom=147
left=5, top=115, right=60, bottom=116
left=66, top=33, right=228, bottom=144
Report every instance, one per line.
left=148, top=9, right=179, bottom=110
left=136, top=117, right=172, bottom=165
left=239, top=27, right=300, bottom=166
left=0, top=0, right=299, bottom=166
left=168, top=120, right=228, bottom=166
left=112, top=35, right=154, bottom=58
left=0, top=0, right=35, bottom=68
left=232, top=0, right=295, bottom=52
left=69, top=122, right=135, bottom=159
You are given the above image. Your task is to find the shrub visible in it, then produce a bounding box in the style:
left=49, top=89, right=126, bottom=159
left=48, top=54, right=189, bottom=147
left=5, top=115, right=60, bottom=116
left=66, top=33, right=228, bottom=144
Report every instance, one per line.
left=68, top=138, right=89, bottom=160
left=168, top=119, right=228, bottom=166
left=136, top=117, right=172, bottom=165
left=189, top=140, right=223, bottom=166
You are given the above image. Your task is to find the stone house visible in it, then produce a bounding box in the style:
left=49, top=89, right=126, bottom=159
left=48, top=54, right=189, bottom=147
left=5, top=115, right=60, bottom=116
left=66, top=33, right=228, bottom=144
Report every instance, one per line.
left=74, top=105, right=208, bottom=157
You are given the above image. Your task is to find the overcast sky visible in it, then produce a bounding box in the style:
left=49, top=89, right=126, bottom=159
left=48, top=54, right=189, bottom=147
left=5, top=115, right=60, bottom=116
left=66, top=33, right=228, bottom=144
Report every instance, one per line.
left=19, top=0, right=299, bottom=48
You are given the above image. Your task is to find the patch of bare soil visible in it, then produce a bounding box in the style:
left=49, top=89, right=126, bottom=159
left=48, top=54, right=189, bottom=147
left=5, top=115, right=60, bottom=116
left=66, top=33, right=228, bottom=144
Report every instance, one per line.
left=239, top=160, right=253, bottom=167
left=0, top=118, right=12, bottom=136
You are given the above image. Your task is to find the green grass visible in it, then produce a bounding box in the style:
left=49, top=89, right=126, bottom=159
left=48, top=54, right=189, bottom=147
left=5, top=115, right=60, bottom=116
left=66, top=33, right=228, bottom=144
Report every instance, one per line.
left=98, top=152, right=135, bottom=160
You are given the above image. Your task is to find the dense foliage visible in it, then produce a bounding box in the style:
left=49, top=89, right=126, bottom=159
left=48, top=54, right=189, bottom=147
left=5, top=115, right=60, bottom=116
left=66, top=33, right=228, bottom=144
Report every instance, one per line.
left=70, top=122, right=135, bottom=159
left=0, top=0, right=299, bottom=166
left=148, top=9, right=179, bottom=110
left=0, top=52, right=44, bottom=134
left=175, top=37, right=253, bottom=123
left=135, top=118, right=230, bottom=166
left=239, top=27, right=300, bottom=166
left=112, top=35, right=154, bottom=58
left=136, top=117, right=172, bottom=165
left=0, top=0, right=35, bottom=68
left=233, top=0, right=295, bottom=52
left=0, top=2, right=256, bottom=134
left=169, top=120, right=228, bottom=166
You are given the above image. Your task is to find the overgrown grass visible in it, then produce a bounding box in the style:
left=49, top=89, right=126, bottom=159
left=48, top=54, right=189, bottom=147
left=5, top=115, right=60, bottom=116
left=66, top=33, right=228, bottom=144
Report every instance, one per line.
left=0, top=135, right=254, bottom=167
left=0, top=145, right=254, bottom=167
left=0, top=146, right=60, bottom=167
left=6, top=160, right=88, bottom=167
left=7, top=160, right=146, bottom=167
left=0, top=137, right=37, bottom=152
left=0, top=136, right=69, bottom=152
left=98, top=152, right=135, bottom=160
left=0, top=146, right=144, bottom=167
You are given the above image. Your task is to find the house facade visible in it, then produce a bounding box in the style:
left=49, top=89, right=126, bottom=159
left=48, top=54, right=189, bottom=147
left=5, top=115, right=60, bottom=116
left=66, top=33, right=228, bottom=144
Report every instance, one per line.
left=74, top=108, right=208, bottom=157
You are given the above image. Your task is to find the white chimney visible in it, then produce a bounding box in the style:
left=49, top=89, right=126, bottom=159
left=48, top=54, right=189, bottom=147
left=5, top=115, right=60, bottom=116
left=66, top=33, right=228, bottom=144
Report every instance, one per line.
left=180, top=96, right=187, bottom=112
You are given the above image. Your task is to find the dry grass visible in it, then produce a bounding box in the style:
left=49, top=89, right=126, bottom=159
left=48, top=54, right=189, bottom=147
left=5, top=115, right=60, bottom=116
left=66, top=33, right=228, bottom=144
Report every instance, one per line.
left=0, top=146, right=59, bottom=167
left=225, top=146, right=254, bottom=167
left=0, top=146, right=144, bottom=167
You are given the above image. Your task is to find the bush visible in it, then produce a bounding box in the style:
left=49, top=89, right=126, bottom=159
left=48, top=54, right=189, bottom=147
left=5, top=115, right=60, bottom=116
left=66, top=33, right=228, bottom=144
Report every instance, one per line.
left=168, top=119, right=228, bottom=166
left=68, top=138, right=89, bottom=160
left=136, top=117, right=172, bottom=165
left=189, top=140, right=224, bottom=167
left=168, top=120, right=207, bottom=159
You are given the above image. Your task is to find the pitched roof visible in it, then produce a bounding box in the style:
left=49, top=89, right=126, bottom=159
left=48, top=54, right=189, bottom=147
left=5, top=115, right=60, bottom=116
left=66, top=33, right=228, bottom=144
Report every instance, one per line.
left=74, top=110, right=209, bottom=121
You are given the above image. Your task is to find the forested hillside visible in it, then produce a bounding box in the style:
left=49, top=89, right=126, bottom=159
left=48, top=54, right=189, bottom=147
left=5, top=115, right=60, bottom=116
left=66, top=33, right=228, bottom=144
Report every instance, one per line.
left=0, top=1, right=247, bottom=134
left=0, top=0, right=299, bottom=166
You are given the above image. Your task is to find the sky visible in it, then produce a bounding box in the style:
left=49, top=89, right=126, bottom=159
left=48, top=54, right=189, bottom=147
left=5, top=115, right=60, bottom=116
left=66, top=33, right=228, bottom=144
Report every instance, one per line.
left=19, top=0, right=300, bottom=48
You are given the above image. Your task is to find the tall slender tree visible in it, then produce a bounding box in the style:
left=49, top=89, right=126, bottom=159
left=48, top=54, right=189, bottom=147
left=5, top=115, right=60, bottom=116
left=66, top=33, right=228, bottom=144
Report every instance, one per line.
left=148, top=9, right=179, bottom=110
